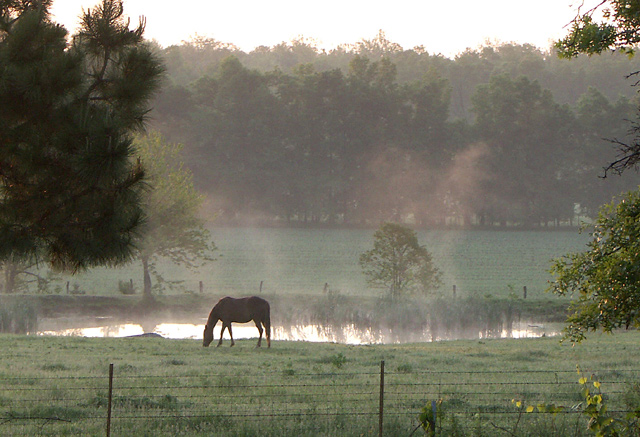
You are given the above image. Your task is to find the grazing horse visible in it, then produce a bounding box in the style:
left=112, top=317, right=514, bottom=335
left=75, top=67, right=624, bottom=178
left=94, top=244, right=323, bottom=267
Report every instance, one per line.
left=203, top=296, right=271, bottom=348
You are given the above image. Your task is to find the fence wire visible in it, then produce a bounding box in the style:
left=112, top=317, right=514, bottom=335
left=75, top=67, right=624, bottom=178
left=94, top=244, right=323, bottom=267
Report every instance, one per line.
left=0, top=367, right=638, bottom=436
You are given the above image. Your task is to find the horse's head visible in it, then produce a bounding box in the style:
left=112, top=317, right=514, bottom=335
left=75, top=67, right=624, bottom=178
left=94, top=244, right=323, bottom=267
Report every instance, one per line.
left=203, top=324, right=214, bottom=347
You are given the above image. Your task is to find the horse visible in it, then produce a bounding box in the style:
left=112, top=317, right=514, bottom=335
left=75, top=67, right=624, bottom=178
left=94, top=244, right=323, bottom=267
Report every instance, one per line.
left=203, top=296, right=271, bottom=348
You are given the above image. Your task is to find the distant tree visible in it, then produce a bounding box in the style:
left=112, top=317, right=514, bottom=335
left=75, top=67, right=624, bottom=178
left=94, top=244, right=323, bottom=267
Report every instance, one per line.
left=273, top=65, right=350, bottom=222
left=0, top=0, right=164, bottom=271
left=471, top=74, right=576, bottom=226
left=355, top=30, right=403, bottom=57
left=0, top=260, right=50, bottom=294
left=573, top=88, right=637, bottom=216
left=134, top=133, right=215, bottom=301
left=188, top=56, right=282, bottom=219
left=359, top=223, right=441, bottom=298
left=549, top=189, right=640, bottom=342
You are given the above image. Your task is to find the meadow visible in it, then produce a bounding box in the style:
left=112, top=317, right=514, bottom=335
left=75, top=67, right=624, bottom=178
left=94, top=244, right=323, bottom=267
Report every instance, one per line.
left=0, top=331, right=638, bottom=436
left=58, top=228, right=589, bottom=300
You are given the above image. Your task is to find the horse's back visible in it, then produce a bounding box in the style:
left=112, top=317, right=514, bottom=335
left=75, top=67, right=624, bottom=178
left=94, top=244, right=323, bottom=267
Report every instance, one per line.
left=247, top=296, right=269, bottom=311
left=214, top=296, right=269, bottom=322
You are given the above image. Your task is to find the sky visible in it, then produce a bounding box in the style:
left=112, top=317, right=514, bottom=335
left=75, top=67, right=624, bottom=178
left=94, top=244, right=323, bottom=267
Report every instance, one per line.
left=50, top=0, right=582, bottom=58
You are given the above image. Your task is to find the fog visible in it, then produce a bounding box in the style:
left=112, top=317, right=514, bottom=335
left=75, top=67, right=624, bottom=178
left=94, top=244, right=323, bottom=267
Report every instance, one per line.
left=36, top=315, right=561, bottom=344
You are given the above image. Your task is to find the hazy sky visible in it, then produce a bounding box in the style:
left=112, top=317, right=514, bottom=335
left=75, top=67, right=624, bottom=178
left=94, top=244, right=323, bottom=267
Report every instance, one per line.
left=51, top=0, right=581, bottom=57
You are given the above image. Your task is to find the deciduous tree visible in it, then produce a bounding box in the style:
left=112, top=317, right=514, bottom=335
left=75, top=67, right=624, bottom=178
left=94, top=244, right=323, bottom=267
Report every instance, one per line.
left=549, top=189, right=640, bottom=342
left=359, top=222, right=441, bottom=298
left=556, top=0, right=640, bottom=175
left=134, top=133, right=215, bottom=301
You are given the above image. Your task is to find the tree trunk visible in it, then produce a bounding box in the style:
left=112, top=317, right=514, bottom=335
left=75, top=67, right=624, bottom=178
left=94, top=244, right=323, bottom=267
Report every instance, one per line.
left=3, top=263, right=18, bottom=294
left=142, top=257, right=153, bottom=302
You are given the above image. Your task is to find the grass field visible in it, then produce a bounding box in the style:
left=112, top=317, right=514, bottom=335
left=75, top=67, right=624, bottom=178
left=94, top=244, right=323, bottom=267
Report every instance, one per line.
left=0, top=331, right=638, bottom=435
left=51, top=228, right=588, bottom=300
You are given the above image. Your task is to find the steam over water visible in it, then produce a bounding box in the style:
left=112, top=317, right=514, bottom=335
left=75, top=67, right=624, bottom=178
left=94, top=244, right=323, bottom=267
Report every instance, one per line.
left=37, top=318, right=561, bottom=344
left=32, top=229, right=582, bottom=344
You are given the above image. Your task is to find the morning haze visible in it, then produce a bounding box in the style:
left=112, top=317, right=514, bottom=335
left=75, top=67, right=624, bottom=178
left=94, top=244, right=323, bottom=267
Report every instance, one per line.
left=4, top=1, right=640, bottom=434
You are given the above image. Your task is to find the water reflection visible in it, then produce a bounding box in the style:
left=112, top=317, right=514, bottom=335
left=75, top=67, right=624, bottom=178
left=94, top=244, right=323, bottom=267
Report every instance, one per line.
left=37, top=318, right=560, bottom=344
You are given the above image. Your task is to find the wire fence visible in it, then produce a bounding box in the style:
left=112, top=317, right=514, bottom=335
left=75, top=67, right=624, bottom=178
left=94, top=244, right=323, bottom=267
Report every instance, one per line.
left=0, top=364, right=639, bottom=436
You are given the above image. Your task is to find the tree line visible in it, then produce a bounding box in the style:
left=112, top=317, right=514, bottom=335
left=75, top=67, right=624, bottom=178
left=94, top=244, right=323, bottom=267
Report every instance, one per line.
left=150, top=35, right=640, bottom=227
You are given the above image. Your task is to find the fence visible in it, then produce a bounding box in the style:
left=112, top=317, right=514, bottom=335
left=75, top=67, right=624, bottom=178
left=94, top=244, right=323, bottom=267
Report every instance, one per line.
left=0, top=364, right=638, bottom=436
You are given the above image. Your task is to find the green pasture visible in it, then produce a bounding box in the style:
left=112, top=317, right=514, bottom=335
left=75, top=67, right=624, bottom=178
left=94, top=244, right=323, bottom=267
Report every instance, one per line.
left=49, top=228, right=588, bottom=300
left=0, top=331, right=638, bottom=435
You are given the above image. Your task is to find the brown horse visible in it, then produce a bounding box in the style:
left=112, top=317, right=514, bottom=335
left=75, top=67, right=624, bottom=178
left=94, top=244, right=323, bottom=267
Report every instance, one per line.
left=203, top=296, right=271, bottom=348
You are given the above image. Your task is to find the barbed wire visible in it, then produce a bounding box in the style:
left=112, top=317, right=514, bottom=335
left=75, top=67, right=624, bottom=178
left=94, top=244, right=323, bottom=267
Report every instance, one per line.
left=0, top=367, right=638, bottom=435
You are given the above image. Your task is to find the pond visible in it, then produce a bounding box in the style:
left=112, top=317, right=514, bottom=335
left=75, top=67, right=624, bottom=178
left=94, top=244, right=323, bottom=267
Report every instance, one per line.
left=36, top=317, right=561, bottom=344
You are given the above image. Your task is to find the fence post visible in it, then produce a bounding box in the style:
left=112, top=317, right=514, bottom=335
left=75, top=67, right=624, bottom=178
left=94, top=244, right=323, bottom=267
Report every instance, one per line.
left=379, top=360, right=385, bottom=437
left=107, top=363, right=113, bottom=437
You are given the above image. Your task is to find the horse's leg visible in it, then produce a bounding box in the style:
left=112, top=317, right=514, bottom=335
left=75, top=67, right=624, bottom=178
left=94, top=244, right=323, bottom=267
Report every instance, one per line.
left=265, top=315, right=271, bottom=348
left=217, top=322, right=227, bottom=347
left=266, top=320, right=271, bottom=348
left=254, top=319, right=263, bottom=348
left=228, top=323, right=235, bottom=347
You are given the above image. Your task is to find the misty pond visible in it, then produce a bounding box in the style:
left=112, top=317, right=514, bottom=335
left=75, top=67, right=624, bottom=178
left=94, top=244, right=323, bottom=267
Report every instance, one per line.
left=37, top=316, right=562, bottom=344
left=32, top=229, right=580, bottom=343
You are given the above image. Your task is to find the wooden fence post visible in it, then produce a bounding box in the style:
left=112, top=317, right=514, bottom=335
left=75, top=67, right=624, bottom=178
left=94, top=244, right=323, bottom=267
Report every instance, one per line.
left=107, top=363, right=113, bottom=437
left=379, top=360, right=385, bottom=437
left=428, top=400, right=437, bottom=436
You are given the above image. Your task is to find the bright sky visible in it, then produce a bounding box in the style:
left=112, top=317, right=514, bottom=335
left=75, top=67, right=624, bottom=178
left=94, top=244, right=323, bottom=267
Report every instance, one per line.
left=51, top=0, right=581, bottom=57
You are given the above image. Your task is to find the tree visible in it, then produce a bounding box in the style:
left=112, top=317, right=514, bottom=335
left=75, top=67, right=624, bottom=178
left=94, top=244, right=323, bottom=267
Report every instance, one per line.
left=359, top=222, right=441, bottom=298
left=549, top=189, right=640, bottom=342
left=573, top=88, right=637, bottom=216
left=188, top=56, right=282, bottom=219
left=471, top=74, right=577, bottom=226
left=556, top=1, right=640, bottom=58
left=134, top=133, right=215, bottom=301
left=556, top=1, right=640, bottom=176
left=0, top=0, right=164, bottom=271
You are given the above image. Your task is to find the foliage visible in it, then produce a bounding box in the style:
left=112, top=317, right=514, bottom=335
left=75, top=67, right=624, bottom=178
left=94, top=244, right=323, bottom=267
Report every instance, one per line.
left=549, top=188, right=640, bottom=342
left=515, top=367, right=640, bottom=436
left=359, top=223, right=441, bottom=297
left=416, top=400, right=441, bottom=436
left=0, top=261, right=51, bottom=294
left=556, top=2, right=640, bottom=58
left=155, top=42, right=640, bottom=226
left=0, top=0, right=164, bottom=271
left=555, top=1, right=640, bottom=177
left=118, top=279, right=136, bottom=295
left=471, top=74, right=577, bottom=225
left=134, top=132, right=216, bottom=299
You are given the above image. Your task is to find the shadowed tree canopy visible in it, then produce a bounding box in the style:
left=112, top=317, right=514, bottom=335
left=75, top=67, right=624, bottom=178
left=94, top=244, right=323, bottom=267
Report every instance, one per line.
left=0, top=0, right=164, bottom=271
left=556, top=0, right=640, bottom=176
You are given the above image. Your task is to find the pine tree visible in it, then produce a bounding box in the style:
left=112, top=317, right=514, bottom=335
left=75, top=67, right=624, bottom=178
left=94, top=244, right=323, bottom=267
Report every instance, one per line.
left=0, top=0, right=164, bottom=271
